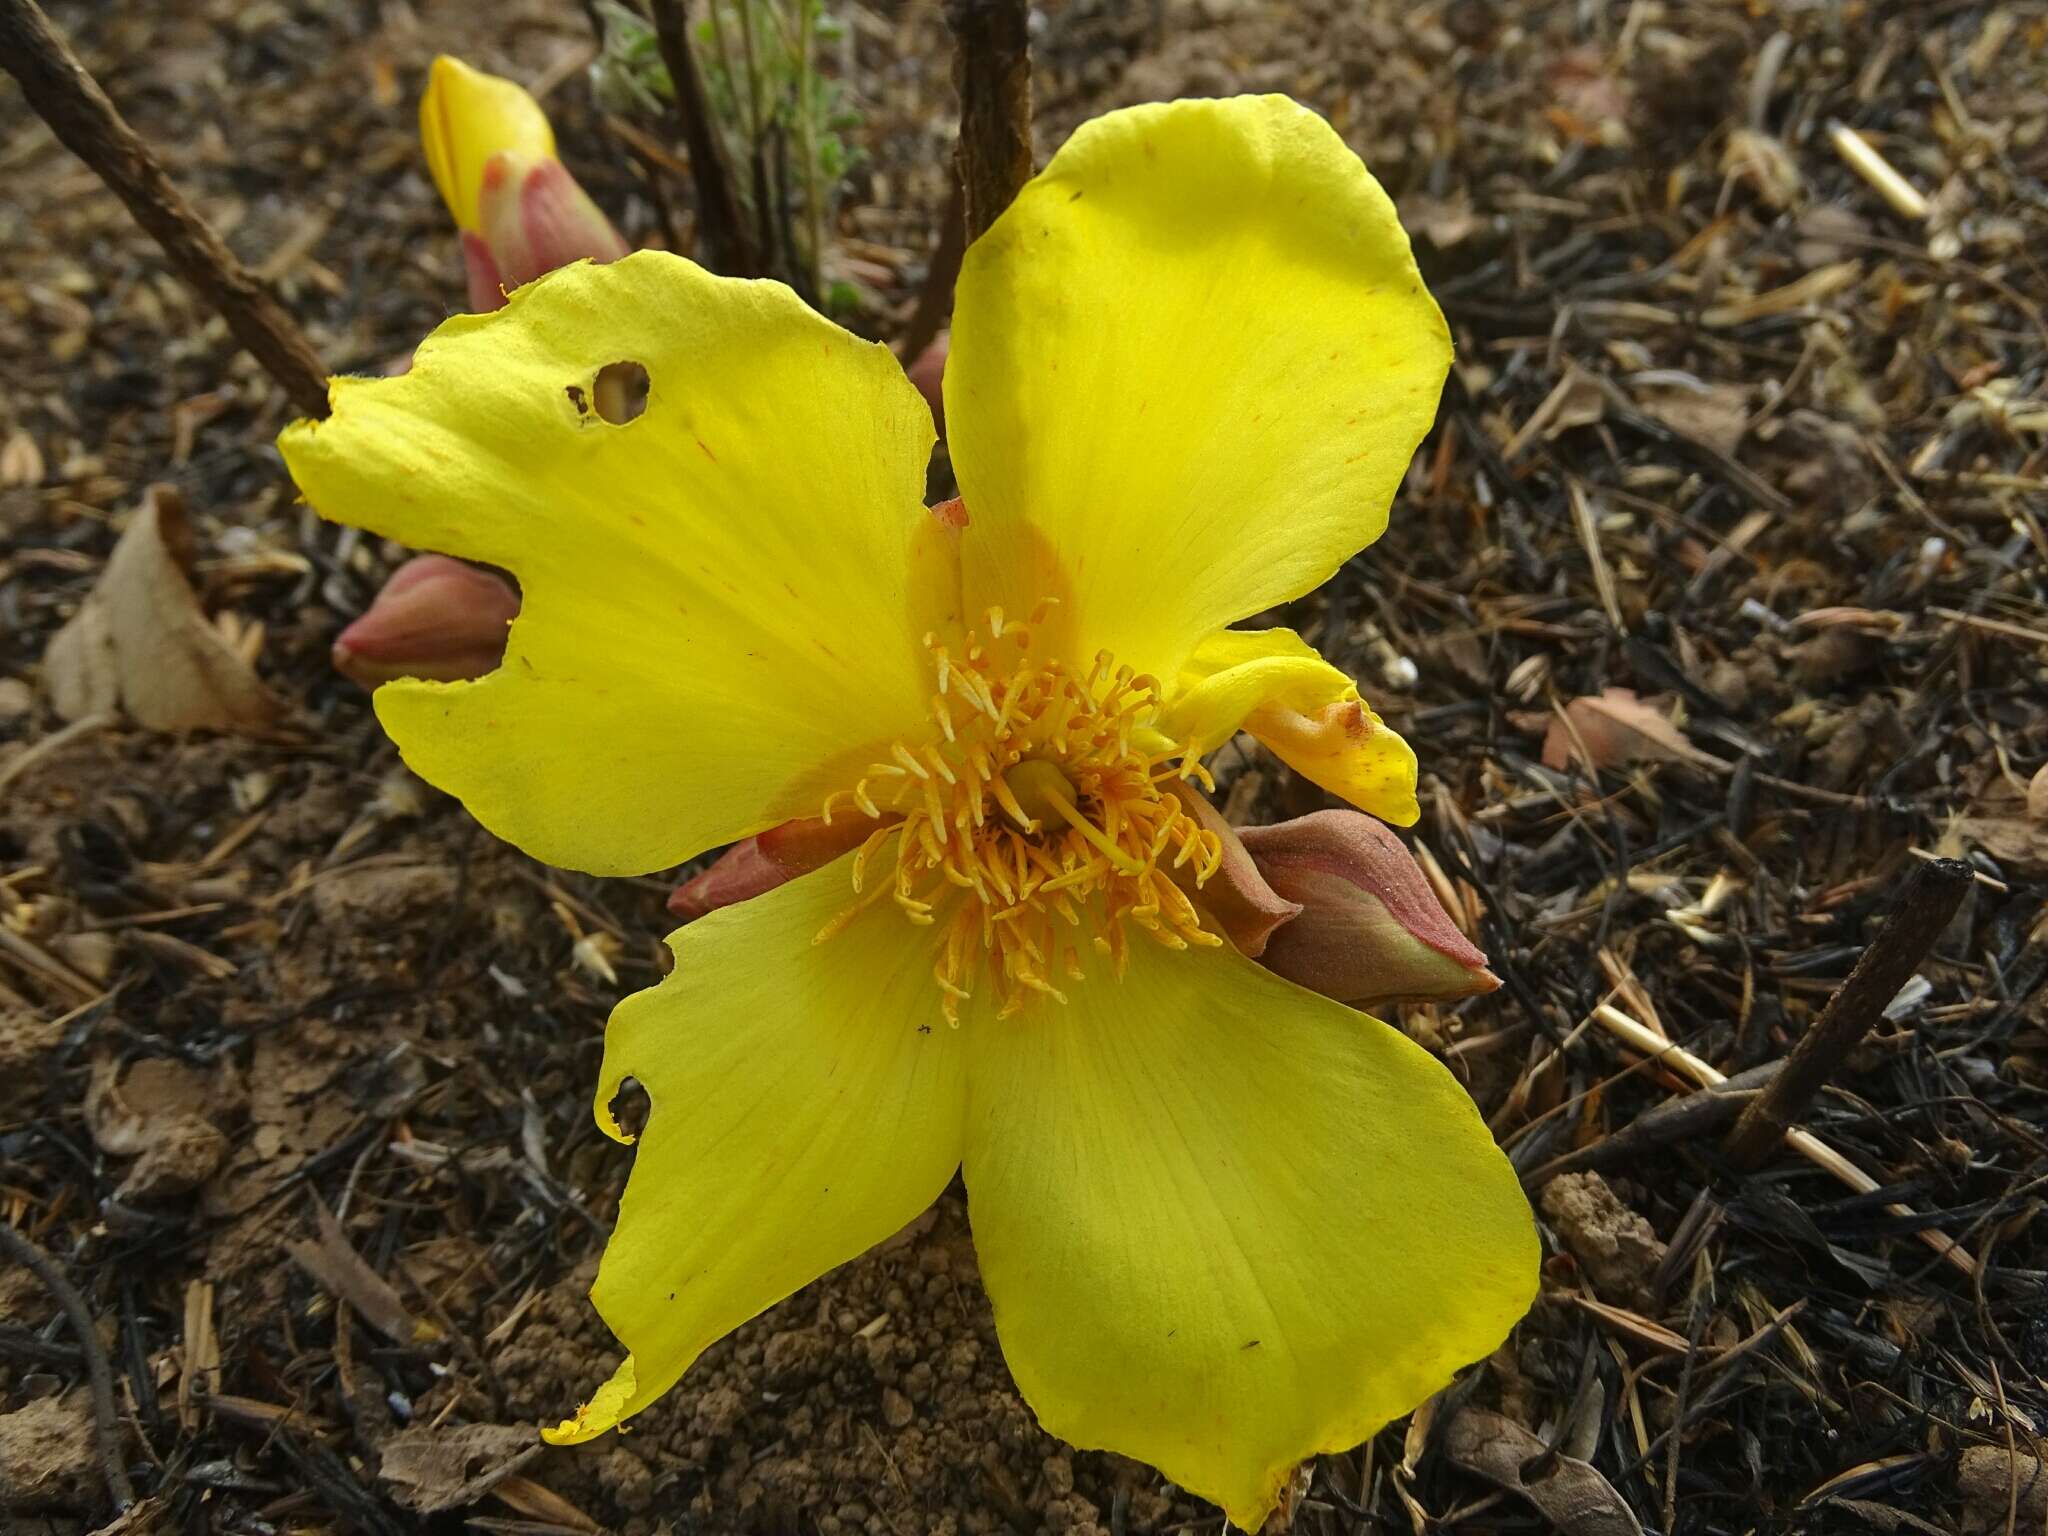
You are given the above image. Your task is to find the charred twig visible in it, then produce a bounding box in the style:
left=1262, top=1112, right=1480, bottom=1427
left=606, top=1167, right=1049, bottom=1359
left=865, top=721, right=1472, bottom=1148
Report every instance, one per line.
left=0, top=0, right=328, bottom=417
left=1523, top=1061, right=1785, bottom=1188
left=945, top=0, right=1033, bottom=241
left=647, top=0, right=757, bottom=275
left=1589, top=1003, right=1978, bottom=1277
left=1722, top=858, right=1974, bottom=1170
left=263, top=1424, right=411, bottom=1536
left=0, top=1320, right=85, bottom=1369
left=0, top=1222, right=137, bottom=1511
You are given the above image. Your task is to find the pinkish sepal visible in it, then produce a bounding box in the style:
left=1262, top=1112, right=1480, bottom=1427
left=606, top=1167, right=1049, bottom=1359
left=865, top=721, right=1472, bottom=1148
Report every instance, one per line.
left=1162, top=784, right=1300, bottom=958
left=1236, top=810, right=1500, bottom=1010
left=332, top=554, right=520, bottom=688
left=475, top=151, right=630, bottom=300
left=460, top=231, right=508, bottom=313
left=667, top=816, right=889, bottom=920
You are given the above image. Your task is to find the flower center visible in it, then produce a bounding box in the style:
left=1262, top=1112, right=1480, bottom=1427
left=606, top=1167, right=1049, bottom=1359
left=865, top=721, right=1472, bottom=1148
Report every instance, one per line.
left=817, top=605, right=1224, bottom=1024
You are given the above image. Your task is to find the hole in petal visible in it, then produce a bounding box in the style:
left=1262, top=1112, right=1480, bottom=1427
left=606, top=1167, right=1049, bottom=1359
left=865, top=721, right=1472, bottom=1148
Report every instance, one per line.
left=593, top=360, right=650, bottom=425
left=605, top=1075, right=650, bottom=1141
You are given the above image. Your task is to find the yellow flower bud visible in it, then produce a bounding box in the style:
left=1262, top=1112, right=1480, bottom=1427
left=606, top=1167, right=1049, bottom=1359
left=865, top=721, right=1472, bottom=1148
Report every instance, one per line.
left=419, top=55, right=556, bottom=234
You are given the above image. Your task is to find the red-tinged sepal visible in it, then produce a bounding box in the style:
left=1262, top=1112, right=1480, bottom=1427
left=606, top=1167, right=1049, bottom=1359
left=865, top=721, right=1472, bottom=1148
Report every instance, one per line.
left=1237, top=810, right=1500, bottom=1010
left=332, top=554, right=520, bottom=688
left=476, top=151, right=630, bottom=296
left=667, top=815, right=888, bottom=920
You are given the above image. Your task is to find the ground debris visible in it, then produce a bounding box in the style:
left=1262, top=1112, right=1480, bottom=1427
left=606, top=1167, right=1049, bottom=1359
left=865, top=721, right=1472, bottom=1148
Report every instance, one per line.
left=85, top=1050, right=238, bottom=1200
left=1442, top=1406, right=1643, bottom=1536
left=378, top=1421, right=542, bottom=1513
left=1540, top=1173, right=1668, bottom=1307
left=0, top=1390, right=99, bottom=1510
left=42, top=485, right=283, bottom=735
left=1958, top=1445, right=2048, bottom=1533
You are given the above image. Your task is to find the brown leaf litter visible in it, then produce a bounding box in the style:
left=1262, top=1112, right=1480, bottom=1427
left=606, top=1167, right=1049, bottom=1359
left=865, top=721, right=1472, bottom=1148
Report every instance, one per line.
left=43, top=485, right=284, bottom=735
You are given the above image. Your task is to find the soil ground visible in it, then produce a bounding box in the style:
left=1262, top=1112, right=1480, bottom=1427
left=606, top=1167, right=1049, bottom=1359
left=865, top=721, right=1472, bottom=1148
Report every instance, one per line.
left=4, top=2, right=2047, bottom=1534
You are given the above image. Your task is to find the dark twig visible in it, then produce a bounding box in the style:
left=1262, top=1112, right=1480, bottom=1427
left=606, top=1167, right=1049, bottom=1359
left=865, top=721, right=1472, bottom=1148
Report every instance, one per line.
left=1722, top=858, right=1974, bottom=1170
left=0, top=1222, right=137, bottom=1511
left=945, top=0, right=1033, bottom=241
left=263, top=1424, right=411, bottom=1536
left=1523, top=1061, right=1785, bottom=1187
left=647, top=0, right=758, bottom=275
left=0, top=1320, right=85, bottom=1369
left=0, top=0, right=329, bottom=418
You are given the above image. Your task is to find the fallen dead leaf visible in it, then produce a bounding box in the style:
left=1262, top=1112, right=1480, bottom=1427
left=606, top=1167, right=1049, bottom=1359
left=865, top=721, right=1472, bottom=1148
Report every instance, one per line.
left=0, top=427, right=45, bottom=487
left=1543, top=688, right=1727, bottom=773
left=1443, top=1407, right=1645, bottom=1536
left=288, top=1196, right=436, bottom=1346
left=44, top=484, right=284, bottom=734
left=1950, top=764, right=2048, bottom=876
left=378, top=1423, right=542, bottom=1514
left=492, top=1473, right=603, bottom=1532
left=1632, top=378, right=1752, bottom=458
left=85, top=1052, right=238, bottom=1201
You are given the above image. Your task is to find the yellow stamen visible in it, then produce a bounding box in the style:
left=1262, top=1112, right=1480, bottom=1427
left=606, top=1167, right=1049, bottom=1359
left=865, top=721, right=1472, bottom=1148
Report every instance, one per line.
left=815, top=608, right=1216, bottom=1022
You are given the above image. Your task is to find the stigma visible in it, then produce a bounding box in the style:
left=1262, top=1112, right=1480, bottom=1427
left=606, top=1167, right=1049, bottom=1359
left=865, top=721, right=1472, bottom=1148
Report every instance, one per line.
left=818, top=604, right=1225, bottom=1025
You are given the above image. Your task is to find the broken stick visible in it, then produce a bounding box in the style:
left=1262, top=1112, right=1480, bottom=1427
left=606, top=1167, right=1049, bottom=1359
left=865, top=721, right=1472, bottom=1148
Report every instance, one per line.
left=646, top=0, right=758, bottom=277
left=1721, top=857, right=1973, bottom=1170
left=945, top=0, right=1033, bottom=241
left=0, top=0, right=330, bottom=417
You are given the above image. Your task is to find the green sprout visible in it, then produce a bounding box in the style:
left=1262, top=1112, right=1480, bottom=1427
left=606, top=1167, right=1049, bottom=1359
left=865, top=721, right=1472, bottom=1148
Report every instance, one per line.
left=591, top=0, right=862, bottom=305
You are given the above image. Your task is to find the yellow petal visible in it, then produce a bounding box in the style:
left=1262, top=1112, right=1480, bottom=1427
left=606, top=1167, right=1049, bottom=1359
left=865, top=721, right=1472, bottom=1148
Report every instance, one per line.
left=946, top=95, right=1451, bottom=683
left=546, top=855, right=967, bottom=1444
left=1164, top=627, right=1419, bottom=824
left=279, top=253, right=945, bottom=874
left=421, top=56, right=557, bottom=232
left=962, top=943, right=1535, bottom=1530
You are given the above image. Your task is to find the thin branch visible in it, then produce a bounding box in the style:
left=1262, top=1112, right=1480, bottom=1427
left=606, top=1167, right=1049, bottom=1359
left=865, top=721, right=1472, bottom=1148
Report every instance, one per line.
left=945, top=0, right=1033, bottom=242
left=732, top=0, right=779, bottom=271
left=1521, top=1060, right=1785, bottom=1188
left=647, top=0, right=758, bottom=274
left=1722, top=857, right=1974, bottom=1169
left=0, top=1222, right=136, bottom=1511
left=0, top=0, right=329, bottom=417
left=794, top=0, right=825, bottom=300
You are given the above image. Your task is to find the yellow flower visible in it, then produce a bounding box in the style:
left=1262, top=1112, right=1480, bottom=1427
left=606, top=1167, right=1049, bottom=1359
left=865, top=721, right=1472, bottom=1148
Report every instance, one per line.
left=280, top=96, right=1537, bottom=1529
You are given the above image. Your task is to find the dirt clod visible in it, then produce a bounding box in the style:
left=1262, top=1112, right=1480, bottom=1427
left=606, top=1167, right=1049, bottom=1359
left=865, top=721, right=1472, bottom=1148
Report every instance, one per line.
left=0, top=1391, right=99, bottom=1510
left=1540, top=1173, right=1667, bottom=1306
left=1958, top=1446, right=2048, bottom=1533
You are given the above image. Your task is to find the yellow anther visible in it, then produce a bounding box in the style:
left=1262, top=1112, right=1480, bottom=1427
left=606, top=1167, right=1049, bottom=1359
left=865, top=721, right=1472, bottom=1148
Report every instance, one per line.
left=814, top=610, right=1218, bottom=1022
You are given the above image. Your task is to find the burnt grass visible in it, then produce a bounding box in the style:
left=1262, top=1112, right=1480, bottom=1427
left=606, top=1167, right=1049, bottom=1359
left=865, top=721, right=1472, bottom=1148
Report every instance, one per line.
left=3, top=1, right=2047, bottom=1534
